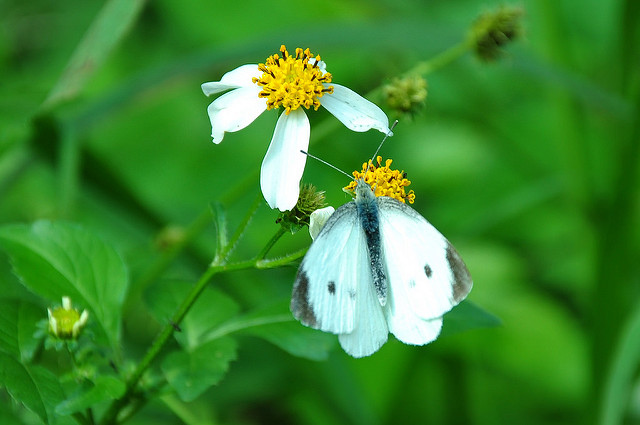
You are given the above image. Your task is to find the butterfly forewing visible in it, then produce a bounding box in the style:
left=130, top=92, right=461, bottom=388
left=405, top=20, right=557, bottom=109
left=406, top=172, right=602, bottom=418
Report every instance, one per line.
left=292, top=203, right=365, bottom=334
left=376, top=197, right=473, bottom=321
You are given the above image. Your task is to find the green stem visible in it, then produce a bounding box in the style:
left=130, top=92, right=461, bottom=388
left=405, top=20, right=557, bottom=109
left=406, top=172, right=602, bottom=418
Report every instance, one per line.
left=99, top=210, right=296, bottom=424
left=408, top=38, right=474, bottom=77
left=255, top=227, right=286, bottom=260
left=257, top=248, right=308, bottom=269
left=217, top=192, right=262, bottom=264
left=222, top=246, right=308, bottom=272
left=99, top=264, right=219, bottom=425
left=365, top=38, right=474, bottom=106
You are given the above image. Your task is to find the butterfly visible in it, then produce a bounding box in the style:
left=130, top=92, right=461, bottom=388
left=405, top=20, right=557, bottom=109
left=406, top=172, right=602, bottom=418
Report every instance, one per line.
left=291, top=177, right=473, bottom=358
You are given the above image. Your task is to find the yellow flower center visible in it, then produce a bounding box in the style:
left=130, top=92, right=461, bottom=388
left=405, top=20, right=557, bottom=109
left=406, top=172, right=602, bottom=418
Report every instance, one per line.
left=344, top=156, right=416, bottom=204
left=49, top=307, right=82, bottom=339
left=252, top=45, right=334, bottom=114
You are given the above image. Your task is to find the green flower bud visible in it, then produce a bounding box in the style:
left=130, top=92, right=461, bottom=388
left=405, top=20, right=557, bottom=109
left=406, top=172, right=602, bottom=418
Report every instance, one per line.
left=470, top=6, right=524, bottom=61
left=277, top=184, right=328, bottom=234
left=47, top=296, right=89, bottom=340
left=383, top=75, right=428, bottom=119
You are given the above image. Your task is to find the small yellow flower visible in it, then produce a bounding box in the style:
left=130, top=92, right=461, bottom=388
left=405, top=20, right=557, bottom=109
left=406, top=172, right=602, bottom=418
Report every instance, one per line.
left=344, top=156, right=415, bottom=204
left=47, top=296, right=89, bottom=340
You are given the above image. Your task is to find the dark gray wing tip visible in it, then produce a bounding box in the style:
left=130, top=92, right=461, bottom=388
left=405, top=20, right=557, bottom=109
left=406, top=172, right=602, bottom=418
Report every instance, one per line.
left=291, top=270, right=318, bottom=327
left=446, top=242, right=473, bottom=303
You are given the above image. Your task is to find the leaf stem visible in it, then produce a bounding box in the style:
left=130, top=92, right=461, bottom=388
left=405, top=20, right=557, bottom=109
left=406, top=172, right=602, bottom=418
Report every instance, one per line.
left=99, top=264, right=219, bottom=425
left=256, top=227, right=286, bottom=260
left=407, top=38, right=474, bottom=77
left=216, top=192, right=262, bottom=264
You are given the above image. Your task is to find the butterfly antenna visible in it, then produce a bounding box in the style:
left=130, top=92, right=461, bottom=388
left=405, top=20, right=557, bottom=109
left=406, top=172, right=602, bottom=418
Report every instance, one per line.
left=300, top=150, right=353, bottom=180
left=367, top=120, right=399, bottom=172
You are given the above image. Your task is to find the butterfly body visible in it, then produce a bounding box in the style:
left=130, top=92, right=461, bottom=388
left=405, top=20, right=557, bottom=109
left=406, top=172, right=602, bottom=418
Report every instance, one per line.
left=291, top=178, right=472, bottom=357
left=354, top=180, right=388, bottom=305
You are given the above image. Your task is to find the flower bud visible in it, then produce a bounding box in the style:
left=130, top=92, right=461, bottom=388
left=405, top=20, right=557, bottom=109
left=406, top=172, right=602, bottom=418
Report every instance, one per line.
left=469, top=6, right=524, bottom=61
left=277, top=184, right=328, bottom=234
left=47, top=296, right=89, bottom=340
left=383, top=75, right=428, bottom=119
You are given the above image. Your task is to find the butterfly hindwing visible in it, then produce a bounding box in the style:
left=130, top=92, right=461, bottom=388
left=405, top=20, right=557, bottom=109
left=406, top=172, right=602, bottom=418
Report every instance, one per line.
left=292, top=202, right=364, bottom=334
left=337, top=270, right=388, bottom=357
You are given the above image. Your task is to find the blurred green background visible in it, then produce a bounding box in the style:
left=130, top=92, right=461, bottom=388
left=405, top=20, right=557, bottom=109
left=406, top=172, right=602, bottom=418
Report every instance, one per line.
left=1, top=0, right=639, bottom=424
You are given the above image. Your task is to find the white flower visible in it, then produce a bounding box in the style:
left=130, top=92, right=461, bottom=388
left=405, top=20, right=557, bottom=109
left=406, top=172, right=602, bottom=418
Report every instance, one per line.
left=308, top=206, right=335, bottom=240
left=202, top=45, right=392, bottom=212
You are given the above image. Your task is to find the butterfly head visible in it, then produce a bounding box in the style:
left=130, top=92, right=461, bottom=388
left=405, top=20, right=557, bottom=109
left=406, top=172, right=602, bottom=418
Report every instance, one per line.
left=353, top=178, right=376, bottom=201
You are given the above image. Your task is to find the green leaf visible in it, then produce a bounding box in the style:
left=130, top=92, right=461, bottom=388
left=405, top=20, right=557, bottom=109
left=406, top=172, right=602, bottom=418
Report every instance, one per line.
left=243, top=321, right=336, bottom=361
left=160, top=394, right=218, bottom=425
left=145, top=280, right=239, bottom=349
left=55, top=375, right=125, bottom=416
left=0, top=407, right=25, bottom=425
left=0, top=352, right=69, bottom=425
left=0, top=299, right=43, bottom=362
left=206, top=299, right=336, bottom=361
left=599, top=302, right=640, bottom=425
left=161, top=337, right=237, bottom=402
left=43, top=0, right=147, bottom=108
left=0, top=221, right=129, bottom=351
left=441, top=301, right=501, bottom=337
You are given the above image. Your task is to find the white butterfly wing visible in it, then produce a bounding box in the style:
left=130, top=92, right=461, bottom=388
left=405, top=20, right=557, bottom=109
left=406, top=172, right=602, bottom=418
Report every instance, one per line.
left=291, top=203, right=361, bottom=334
left=338, top=273, right=388, bottom=358
left=376, top=197, right=472, bottom=344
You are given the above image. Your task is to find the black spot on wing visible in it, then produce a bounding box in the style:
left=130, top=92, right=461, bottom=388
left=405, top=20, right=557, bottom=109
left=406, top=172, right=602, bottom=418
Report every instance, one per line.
left=446, top=242, right=473, bottom=302
left=424, top=264, right=433, bottom=278
left=327, top=281, right=336, bottom=295
left=291, top=270, right=317, bottom=327
left=348, top=288, right=356, bottom=300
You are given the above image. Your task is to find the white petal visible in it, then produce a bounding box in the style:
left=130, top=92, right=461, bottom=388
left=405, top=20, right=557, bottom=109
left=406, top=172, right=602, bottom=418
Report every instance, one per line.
left=321, top=84, right=392, bottom=134
left=260, top=109, right=310, bottom=211
left=201, top=64, right=262, bottom=95
left=309, top=206, right=335, bottom=240
left=207, top=86, right=266, bottom=144
left=307, top=58, right=328, bottom=75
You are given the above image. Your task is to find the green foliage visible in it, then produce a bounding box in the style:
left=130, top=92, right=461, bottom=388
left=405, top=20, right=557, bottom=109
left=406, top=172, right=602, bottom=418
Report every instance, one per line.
left=43, top=0, right=147, bottom=108
left=0, top=300, right=42, bottom=362
left=0, top=353, right=73, bottom=425
left=440, top=301, right=501, bottom=338
left=161, top=337, right=237, bottom=402
left=55, top=377, right=125, bottom=416
left=0, top=221, right=128, bottom=352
